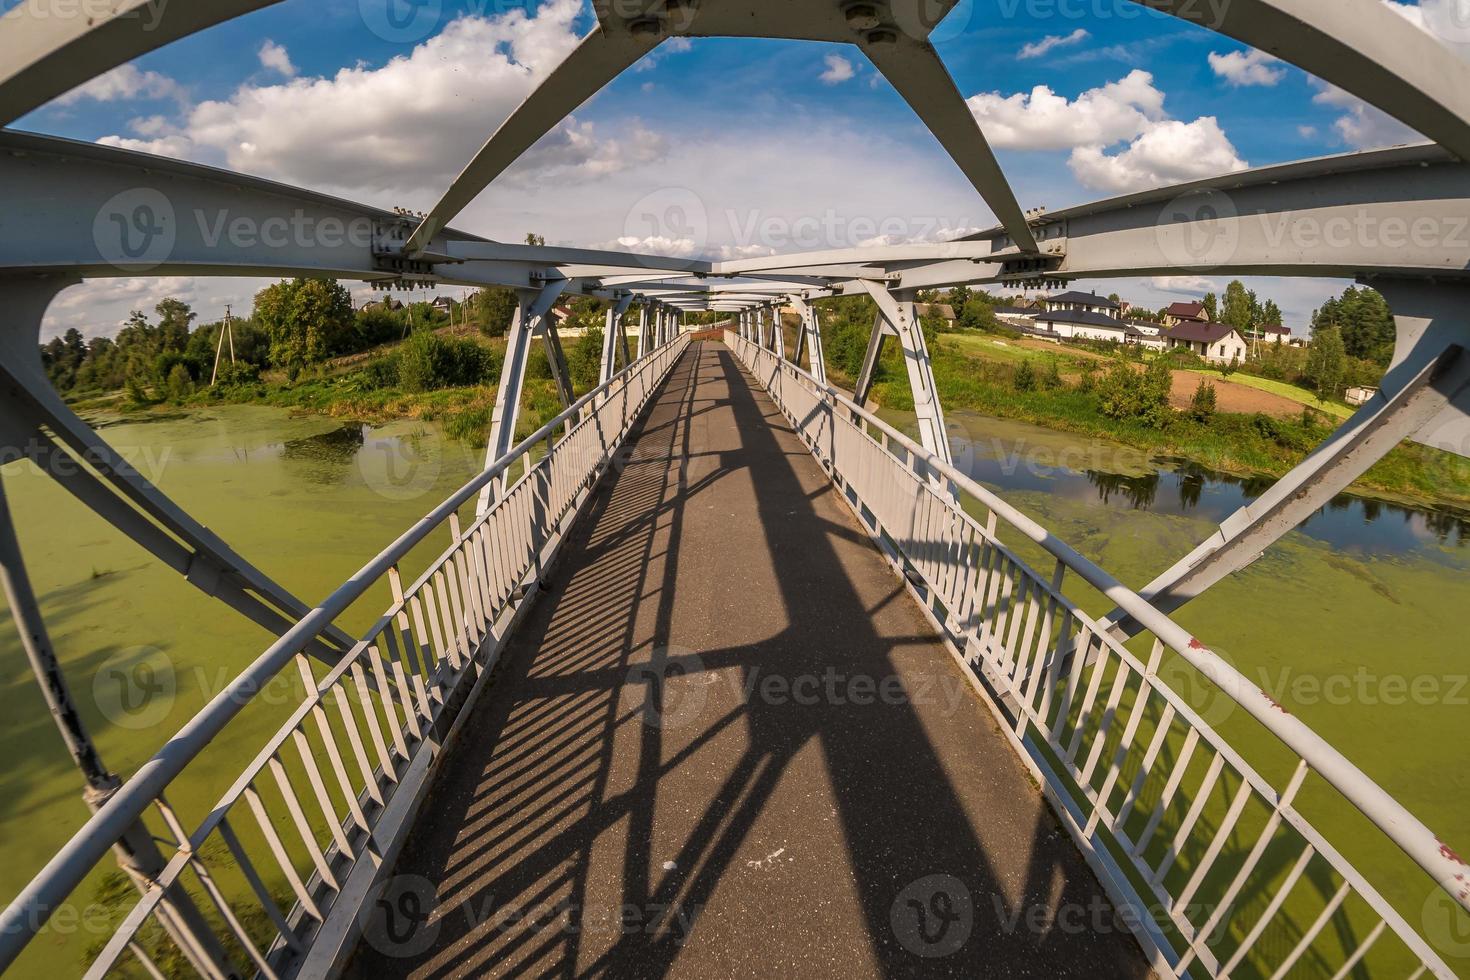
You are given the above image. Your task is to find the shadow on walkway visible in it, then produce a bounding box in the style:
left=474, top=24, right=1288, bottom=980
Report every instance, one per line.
left=347, top=342, right=1151, bottom=979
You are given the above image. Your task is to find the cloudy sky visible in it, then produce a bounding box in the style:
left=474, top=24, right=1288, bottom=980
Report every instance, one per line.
left=16, top=0, right=1455, bottom=339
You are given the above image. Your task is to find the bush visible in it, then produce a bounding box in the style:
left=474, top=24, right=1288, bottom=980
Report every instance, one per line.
left=395, top=331, right=497, bottom=393
left=360, top=357, right=399, bottom=389
left=165, top=362, right=193, bottom=400
left=1041, top=359, right=1063, bottom=390
left=1188, top=378, right=1217, bottom=421
left=1097, top=356, right=1172, bottom=425
left=568, top=327, right=604, bottom=392
left=1013, top=360, right=1038, bottom=392
left=214, top=362, right=260, bottom=387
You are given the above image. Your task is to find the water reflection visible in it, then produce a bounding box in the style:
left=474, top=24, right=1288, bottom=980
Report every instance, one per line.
left=279, top=424, right=367, bottom=485
left=951, top=427, right=1470, bottom=557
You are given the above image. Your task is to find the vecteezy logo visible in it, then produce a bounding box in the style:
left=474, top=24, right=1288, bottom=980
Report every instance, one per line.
left=359, top=875, right=441, bottom=957
left=891, top=0, right=967, bottom=42
left=357, top=428, right=441, bottom=501
left=93, top=647, right=176, bottom=730
left=621, top=187, right=708, bottom=268
left=890, top=874, right=974, bottom=958
left=1420, top=0, right=1470, bottom=45
left=1154, top=188, right=1239, bottom=272
left=1155, top=644, right=1239, bottom=728
left=1422, top=883, right=1470, bottom=960
left=360, top=0, right=443, bottom=43
left=92, top=188, right=176, bottom=271
left=620, top=645, right=708, bottom=731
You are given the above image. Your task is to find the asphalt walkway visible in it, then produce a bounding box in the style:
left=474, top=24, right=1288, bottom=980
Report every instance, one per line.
left=347, top=341, right=1150, bottom=979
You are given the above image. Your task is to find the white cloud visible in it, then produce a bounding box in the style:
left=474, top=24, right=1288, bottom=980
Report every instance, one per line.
left=1297, top=124, right=1318, bottom=139
left=53, top=64, right=184, bottom=106
left=819, top=54, right=855, bottom=84
left=966, top=70, right=1166, bottom=151
left=257, top=40, right=296, bottom=78
left=1207, top=49, right=1285, bottom=87
left=1312, top=82, right=1421, bottom=148
left=88, top=0, right=659, bottom=202
left=1150, top=275, right=1221, bottom=294
left=967, top=70, right=1246, bottom=192
left=1070, top=117, right=1246, bottom=192
left=1018, top=28, right=1090, bottom=60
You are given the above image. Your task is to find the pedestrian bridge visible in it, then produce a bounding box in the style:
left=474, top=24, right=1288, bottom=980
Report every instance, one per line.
left=4, top=0, right=1470, bottom=977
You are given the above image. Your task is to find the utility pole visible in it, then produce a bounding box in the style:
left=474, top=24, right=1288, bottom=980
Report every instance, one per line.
left=210, top=304, right=236, bottom=385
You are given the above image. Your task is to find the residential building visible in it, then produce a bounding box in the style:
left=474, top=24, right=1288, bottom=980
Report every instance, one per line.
left=1033, top=308, right=1143, bottom=344
left=915, top=302, right=957, bottom=325
left=1346, top=386, right=1378, bottom=406
left=991, top=304, right=1039, bottom=329
left=1163, top=301, right=1208, bottom=326
left=1243, top=323, right=1291, bottom=344
left=1044, top=290, right=1119, bottom=316
left=1164, top=321, right=1249, bottom=364
left=1126, top=319, right=1167, bottom=351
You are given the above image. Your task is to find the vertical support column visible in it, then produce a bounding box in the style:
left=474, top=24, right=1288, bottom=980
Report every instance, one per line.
left=600, top=293, right=635, bottom=385
left=770, top=304, right=786, bottom=360
left=635, top=303, right=649, bottom=360
left=540, top=309, right=576, bottom=409
left=478, top=280, right=567, bottom=514
left=788, top=295, right=826, bottom=383
left=858, top=280, right=952, bottom=466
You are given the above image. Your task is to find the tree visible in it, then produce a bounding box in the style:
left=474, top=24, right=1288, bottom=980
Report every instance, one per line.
left=254, top=278, right=354, bottom=376
left=155, top=298, right=196, bottom=353
left=1261, top=299, right=1283, bottom=329
left=1313, top=285, right=1395, bottom=364
left=1222, top=280, right=1253, bottom=333
left=474, top=287, right=519, bottom=337
left=1188, top=378, right=1217, bottom=421
left=1202, top=293, right=1218, bottom=322
left=525, top=232, right=546, bottom=246
left=1304, top=325, right=1346, bottom=400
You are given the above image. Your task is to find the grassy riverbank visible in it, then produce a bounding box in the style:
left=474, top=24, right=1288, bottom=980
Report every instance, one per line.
left=71, top=330, right=585, bottom=448
left=857, top=332, right=1470, bottom=511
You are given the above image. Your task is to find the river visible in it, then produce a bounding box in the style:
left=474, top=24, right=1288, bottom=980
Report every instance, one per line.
left=1, top=403, right=1466, bottom=974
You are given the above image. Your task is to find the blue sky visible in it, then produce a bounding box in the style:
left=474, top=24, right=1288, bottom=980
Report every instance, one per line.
left=15, top=0, right=1446, bottom=337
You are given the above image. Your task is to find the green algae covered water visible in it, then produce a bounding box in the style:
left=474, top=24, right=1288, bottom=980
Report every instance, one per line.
left=0, top=406, right=484, bottom=977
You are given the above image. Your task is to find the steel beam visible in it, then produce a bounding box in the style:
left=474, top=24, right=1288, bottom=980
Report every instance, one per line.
left=787, top=295, right=829, bottom=384
left=858, top=281, right=953, bottom=465
left=478, top=281, right=567, bottom=513
left=406, top=23, right=660, bottom=254
left=1144, top=0, right=1470, bottom=162
left=600, top=293, right=635, bottom=384
left=0, top=0, right=285, bottom=127
left=861, top=35, right=1038, bottom=253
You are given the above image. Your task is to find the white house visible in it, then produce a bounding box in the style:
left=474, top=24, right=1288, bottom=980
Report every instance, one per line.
left=1044, top=290, right=1119, bottom=316
left=1032, top=308, right=1143, bottom=345
left=1164, top=321, right=1249, bottom=364
left=991, top=304, right=1039, bottom=330
left=1127, top=320, right=1168, bottom=351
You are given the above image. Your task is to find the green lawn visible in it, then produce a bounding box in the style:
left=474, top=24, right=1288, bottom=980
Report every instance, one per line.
left=1182, top=368, right=1356, bottom=419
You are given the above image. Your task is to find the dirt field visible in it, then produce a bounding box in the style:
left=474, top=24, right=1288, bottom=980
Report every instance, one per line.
left=1169, top=372, right=1305, bottom=417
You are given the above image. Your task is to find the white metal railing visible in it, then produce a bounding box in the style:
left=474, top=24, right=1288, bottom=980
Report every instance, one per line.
left=728, top=330, right=1465, bottom=980
left=0, top=335, right=689, bottom=979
